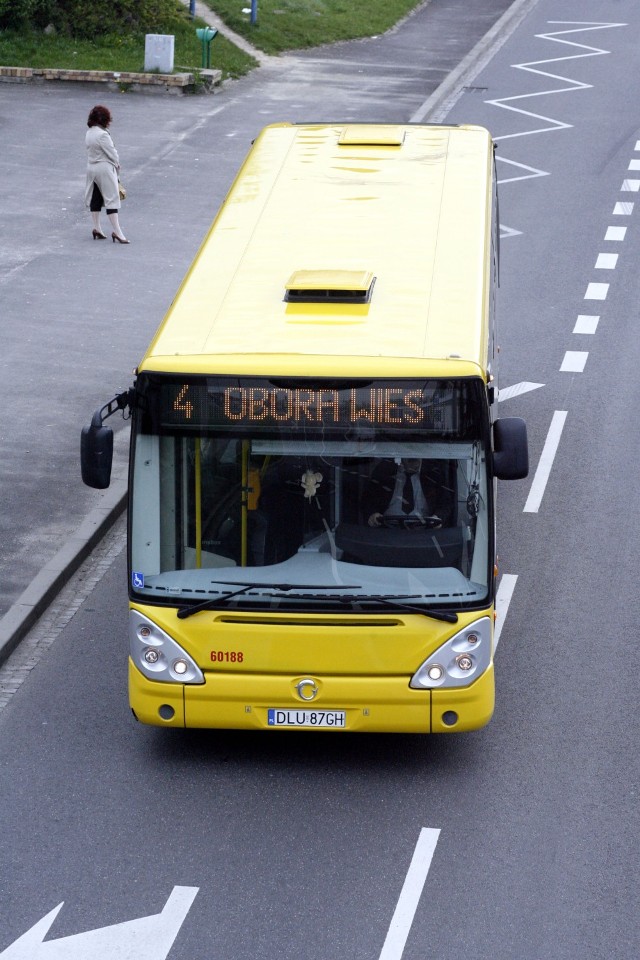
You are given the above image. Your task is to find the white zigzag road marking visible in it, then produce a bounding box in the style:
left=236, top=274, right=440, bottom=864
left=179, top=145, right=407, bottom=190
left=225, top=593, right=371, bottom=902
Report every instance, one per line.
left=497, top=156, right=548, bottom=185
left=500, top=224, right=522, bottom=239
left=489, top=20, right=626, bottom=229
left=491, top=21, right=626, bottom=144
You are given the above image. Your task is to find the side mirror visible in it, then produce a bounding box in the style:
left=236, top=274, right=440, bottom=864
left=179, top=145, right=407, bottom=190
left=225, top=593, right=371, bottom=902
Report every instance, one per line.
left=493, top=417, right=528, bottom=480
left=81, top=411, right=114, bottom=489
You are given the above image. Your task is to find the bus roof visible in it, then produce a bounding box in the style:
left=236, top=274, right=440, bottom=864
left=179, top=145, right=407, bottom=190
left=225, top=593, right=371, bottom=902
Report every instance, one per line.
left=140, top=123, right=495, bottom=379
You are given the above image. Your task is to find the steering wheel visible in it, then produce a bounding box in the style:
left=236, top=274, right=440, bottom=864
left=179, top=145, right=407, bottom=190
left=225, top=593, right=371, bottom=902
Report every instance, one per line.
left=380, top=514, right=442, bottom=530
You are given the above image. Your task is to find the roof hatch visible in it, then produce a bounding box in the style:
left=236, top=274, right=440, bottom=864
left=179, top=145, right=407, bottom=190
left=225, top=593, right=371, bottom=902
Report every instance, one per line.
left=338, top=125, right=405, bottom=147
left=284, top=269, right=375, bottom=304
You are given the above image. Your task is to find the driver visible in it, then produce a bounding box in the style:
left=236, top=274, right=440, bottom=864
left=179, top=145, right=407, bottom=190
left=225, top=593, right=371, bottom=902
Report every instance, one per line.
left=366, top=458, right=442, bottom=528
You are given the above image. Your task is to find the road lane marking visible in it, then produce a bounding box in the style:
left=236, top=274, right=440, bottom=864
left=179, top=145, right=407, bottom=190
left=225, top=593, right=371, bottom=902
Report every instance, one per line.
left=494, top=574, right=518, bottom=650
left=605, top=226, right=626, bottom=240
left=496, top=155, right=548, bottom=184
left=487, top=21, right=626, bottom=148
left=595, top=252, right=618, bottom=269
left=0, top=887, right=199, bottom=960
left=498, top=381, right=544, bottom=401
left=613, top=201, right=633, bottom=214
left=628, top=159, right=640, bottom=170
left=621, top=179, right=640, bottom=191
left=499, top=222, right=523, bottom=239
left=378, top=828, right=441, bottom=960
left=560, top=351, right=588, bottom=372
left=523, top=411, right=567, bottom=513
left=584, top=282, right=608, bottom=299
left=573, top=314, right=599, bottom=334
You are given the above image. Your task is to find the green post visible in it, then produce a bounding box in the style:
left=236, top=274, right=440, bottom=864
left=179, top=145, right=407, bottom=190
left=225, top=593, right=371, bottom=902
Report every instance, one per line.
left=195, top=27, right=217, bottom=69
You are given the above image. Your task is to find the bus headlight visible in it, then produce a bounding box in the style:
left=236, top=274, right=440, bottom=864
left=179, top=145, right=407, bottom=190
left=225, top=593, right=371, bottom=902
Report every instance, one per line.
left=410, top=617, right=492, bottom=689
left=129, top=611, right=204, bottom=684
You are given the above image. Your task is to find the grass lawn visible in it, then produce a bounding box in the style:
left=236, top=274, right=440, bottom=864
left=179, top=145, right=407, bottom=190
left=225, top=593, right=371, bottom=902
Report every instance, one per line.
left=0, top=9, right=257, bottom=80
left=0, top=0, right=425, bottom=78
left=205, top=0, right=425, bottom=54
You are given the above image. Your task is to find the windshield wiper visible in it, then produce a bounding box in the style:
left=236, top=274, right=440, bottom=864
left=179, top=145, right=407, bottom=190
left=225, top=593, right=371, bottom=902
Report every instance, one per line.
left=359, top=594, right=458, bottom=622
left=277, top=592, right=458, bottom=622
left=177, top=582, right=359, bottom=619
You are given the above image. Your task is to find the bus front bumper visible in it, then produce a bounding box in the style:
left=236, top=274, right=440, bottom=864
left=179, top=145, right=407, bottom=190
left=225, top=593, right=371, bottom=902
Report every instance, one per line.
left=129, top=659, right=494, bottom=733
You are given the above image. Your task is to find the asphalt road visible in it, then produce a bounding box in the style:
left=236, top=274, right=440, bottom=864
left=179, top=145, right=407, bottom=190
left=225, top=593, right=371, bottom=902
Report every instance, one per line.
left=3, top=1, right=640, bottom=958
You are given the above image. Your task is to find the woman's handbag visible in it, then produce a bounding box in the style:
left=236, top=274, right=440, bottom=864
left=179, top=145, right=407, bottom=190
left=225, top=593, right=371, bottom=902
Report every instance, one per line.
left=118, top=181, right=127, bottom=201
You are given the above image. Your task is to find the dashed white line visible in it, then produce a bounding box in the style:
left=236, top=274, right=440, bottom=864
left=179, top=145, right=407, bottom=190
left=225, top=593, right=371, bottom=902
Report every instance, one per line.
left=613, top=202, right=634, bottom=215
left=524, top=411, right=568, bottom=513
left=595, top=252, right=618, bottom=269
left=573, top=314, right=599, bottom=334
left=561, top=351, right=588, bottom=372
left=621, top=179, right=640, bottom=192
left=584, top=282, right=609, bottom=299
left=379, top=828, right=441, bottom=960
left=628, top=159, right=640, bottom=171
left=605, top=225, right=626, bottom=240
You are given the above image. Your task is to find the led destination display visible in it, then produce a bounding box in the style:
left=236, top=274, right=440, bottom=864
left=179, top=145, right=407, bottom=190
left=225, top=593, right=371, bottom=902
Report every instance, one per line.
left=148, top=377, right=480, bottom=436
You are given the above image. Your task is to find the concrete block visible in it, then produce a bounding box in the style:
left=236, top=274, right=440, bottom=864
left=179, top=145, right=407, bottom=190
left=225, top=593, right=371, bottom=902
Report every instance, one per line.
left=144, top=34, right=175, bottom=73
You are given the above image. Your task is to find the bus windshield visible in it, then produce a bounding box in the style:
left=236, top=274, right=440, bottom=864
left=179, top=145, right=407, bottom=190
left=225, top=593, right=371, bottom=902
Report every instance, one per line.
left=130, top=375, right=493, bottom=612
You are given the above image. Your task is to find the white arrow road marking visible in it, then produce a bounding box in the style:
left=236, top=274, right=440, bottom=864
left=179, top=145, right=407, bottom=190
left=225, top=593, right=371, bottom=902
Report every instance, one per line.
left=498, top=381, right=544, bottom=401
left=378, top=828, right=440, bottom=960
left=0, top=886, right=198, bottom=960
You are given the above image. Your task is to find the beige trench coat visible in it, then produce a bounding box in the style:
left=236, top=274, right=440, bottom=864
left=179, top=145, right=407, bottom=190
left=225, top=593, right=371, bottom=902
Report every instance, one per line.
left=85, top=125, right=121, bottom=210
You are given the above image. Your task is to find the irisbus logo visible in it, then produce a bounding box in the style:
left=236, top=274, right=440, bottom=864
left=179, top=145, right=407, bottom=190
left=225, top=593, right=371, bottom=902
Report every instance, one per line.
left=295, top=678, right=319, bottom=701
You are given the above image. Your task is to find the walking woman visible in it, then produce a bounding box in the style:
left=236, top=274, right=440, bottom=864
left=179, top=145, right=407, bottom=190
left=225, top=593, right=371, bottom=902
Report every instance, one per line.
left=85, top=104, right=129, bottom=244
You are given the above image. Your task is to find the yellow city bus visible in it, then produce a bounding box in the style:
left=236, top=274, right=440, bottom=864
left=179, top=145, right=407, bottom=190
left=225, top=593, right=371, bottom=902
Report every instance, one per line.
left=82, top=122, right=528, bottom=733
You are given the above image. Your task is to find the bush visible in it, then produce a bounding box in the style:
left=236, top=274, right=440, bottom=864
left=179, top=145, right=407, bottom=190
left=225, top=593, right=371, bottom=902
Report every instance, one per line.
left=0, top=0, right=54, bottom=30
left=0, top=0, right=183, bottom=38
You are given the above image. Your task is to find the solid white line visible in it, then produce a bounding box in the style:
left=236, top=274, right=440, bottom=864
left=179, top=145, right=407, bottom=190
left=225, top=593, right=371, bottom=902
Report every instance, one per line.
left=595, top=252, right=618, bottom=269
left=560, top=350, right=588, bottom=372
left=573, top=314, right=599, bottom=334
left=605, top=226, right=626, bottom=241
left=523, top=411, right=568, bottom=513
left=378, top=828, right=441, bottom=960
left=494, top=574, right=517, bottom=651
left=584, top=282, right=608, bottom=300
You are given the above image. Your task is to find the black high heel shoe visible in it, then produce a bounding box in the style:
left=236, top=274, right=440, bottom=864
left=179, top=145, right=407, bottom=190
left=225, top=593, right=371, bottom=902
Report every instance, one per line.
left=92, top=229, right=107, bottom=240
left=112, top=233, right=130, bottom=244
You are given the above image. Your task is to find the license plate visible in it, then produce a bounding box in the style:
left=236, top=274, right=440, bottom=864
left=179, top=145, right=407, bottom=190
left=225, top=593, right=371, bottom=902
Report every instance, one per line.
left=267, top=708, right=346, bottom=728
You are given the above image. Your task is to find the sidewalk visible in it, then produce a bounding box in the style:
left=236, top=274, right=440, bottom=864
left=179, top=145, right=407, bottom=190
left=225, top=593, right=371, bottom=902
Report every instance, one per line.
left=0, top=0, right=534, bottom=664
left=179, top=0, right=276, bottom=65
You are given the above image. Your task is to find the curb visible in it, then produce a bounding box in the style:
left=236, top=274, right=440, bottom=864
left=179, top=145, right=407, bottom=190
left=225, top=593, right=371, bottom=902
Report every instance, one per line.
left=411, top=0, right=540, bottom=122
left=0, top=481, right=127, bottom=667
left=0, top=65, right=222, bottom=94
